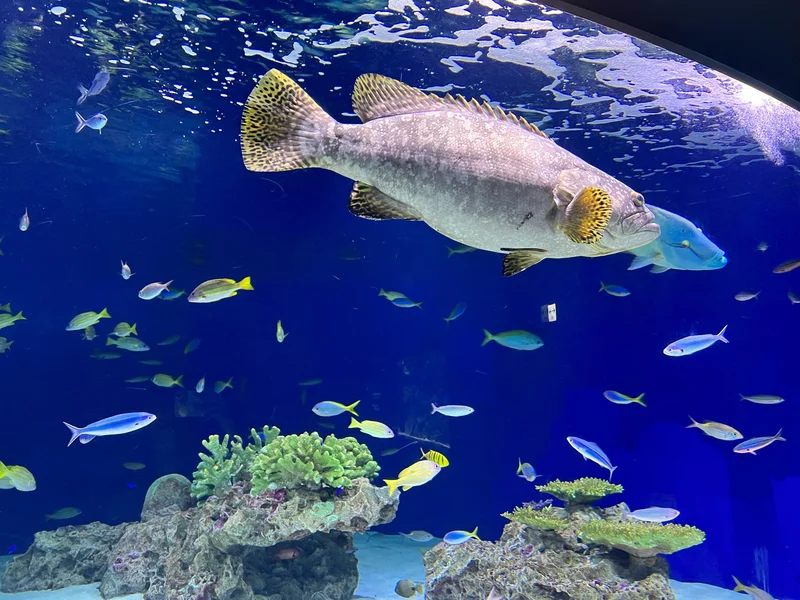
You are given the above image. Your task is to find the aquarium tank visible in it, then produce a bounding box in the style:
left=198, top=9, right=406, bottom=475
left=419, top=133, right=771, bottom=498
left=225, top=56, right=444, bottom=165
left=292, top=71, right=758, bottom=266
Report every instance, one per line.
left=0, top=0, right=797, bottom=599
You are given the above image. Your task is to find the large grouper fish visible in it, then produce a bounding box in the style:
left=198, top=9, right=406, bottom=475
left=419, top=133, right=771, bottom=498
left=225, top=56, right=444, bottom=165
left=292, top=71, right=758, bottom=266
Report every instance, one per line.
left=240, top=70, right=660, bottom=276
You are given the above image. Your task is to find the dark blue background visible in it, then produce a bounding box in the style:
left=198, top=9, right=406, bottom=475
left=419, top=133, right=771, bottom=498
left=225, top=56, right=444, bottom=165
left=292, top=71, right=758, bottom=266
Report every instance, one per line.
left=0, top=1, right=798, bottom=597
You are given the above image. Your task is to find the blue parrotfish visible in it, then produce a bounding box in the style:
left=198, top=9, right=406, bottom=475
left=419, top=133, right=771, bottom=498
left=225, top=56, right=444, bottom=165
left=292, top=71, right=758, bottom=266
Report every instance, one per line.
left=628, top=205, right=727, bottom=273
left=63, top=412, right=157, bottom=447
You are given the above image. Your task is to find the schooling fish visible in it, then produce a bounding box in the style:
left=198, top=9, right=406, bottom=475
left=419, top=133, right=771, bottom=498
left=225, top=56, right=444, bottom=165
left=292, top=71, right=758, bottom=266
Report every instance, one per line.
left=567, top=436, right=617, bottom=479
left=390, top=297, right=422, bottom=309
left=399, top=530, right=434, bottom=543
left=625, top=507, right=679, bottom=523
left=0, top=462, right=36, bottom=491
left=82, top=326, right=97, bottom=341
left=734, top=291, right=760, bottom=302
left=0, top=311, right=25, bottom=331
left=19, top=208, right=29, bottom=232
left=276, top=320, right=288, bottom=342
left=313, top=400, right=360, bottom=417
left=481, top=329, right=543, bottom=351
left=158, top=289, right=186, bottom=301
left=663, top=325, right=728, bottom=357
left=349, top=417, right=394, bottom=438
left=75, top=111, right=107, bottom=134
left=598, top=282, right=630, bottom=297
left=516, top=458, right=538, bottom=482
left=139, top=281, right=173, bottom=300
left=627, top=205, right=727, bottom=273
left=732, top=576, right=774, bottom=600
left=214, top=378, right=234, bottom=394
left=443, top=527, right=480, bottom=545
left=773, top=258, right=800, bottom=274
left=106, top=336, right=150, bottom=352
left=184, top=338, right=201, bottom=354
left=63, top=412, right=157, bottom=447
left=157, top=335, right=180, bottom=346
left=0, top=338, right=13, bottom=353
left=112, top=322, right=137, bottom=337
left=431, top=403, right=474, bottom=417
left=444, top=302, right=467, bottom=324
left=733, top=430, right=785, bottom=455
left=77, top=70, right=110, bottom=105
left=686, top=417, right=742, bottom=441
left=739, top=393, right=784, bottom=405
left=66, top=308, right=109, bottom=331
left=383, top=459, right=441, bottom=496
left=603, top=390, right=646, bottom=407
left=45, top=507, right=82, bottom=520
left=378, top=289, right=409, bottom=302
left=188, top=277, right=253, bottom=303
left=151, top=374, right=183, bottom=388
left=240, top=70, right=659, bottom=277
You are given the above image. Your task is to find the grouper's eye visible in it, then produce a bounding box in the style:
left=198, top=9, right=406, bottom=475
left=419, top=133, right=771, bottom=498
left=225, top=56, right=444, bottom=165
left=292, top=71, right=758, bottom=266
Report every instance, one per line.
left=631, top=192, right=645, bottom=207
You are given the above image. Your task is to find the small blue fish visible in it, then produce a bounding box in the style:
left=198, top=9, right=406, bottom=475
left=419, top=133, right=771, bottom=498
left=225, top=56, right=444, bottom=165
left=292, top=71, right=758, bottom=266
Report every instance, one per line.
left=77, top=70, right=111, bottom=105
left=63, top=412, right=157, bottom=447
left=159, top=289, right=186, bottom=300
left=443, top=527, right=479, bottom=545
left=628, top=205, right=727, bottom=274
left=184, top=338, right=201, bottom=354
left=335, top=487, right=342, bottom=497
left=733, top=430, right=785, bottom=455
left=516, top=458, right=538, bottom=483
left=391, top=297, right=423, bottom=309
left=8, top=544, right=16, bottom=554
left=126, top=483, right=136, bottom=489
left=444, top=302, right=466, bottom=324
left=598, top=282, right=630, bottom=297
left=566, top=436, right=617, bottom=479
left=481, top=329, right=543, bottom=351
left=663, top=325, right=728, bottom=357
left=75, top=111, right=107, bottom=134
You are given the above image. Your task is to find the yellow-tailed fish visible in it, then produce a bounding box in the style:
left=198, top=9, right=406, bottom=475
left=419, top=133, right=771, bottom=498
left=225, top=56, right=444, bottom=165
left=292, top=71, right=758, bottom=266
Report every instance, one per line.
left=686, top=418, right=744, bottom=441
left=420, top=448, right=449, bottom=467
left=732, top=576, right=773, bottom=599
left=214, top=378, right=233, bottom=394
left=66, top=308, right=109, bottom=331
left=112, top=322, right=137, bottom=337
left=0, top=462, right=36, bottom=491
left=276, top=320, right=288, bottom=342
left=443, top=527, right=480, bottom=545
left=603, top=390, right=646, bottom=407
left=0, top=311, right=24, bottom=331
left=188, top=277, right=253, bottom=303
left=151, top=374, right=183, bottom=388
left=313, top=400, right=359, bottom=417
left=0, top=338, right=13, bottom=353
left=82, top=326, right=97, bottom=341
left=0, top=303, right=10, bottom=313
left=349, top=417, right=394, bottom=438
left=383, top=459, right=441, bottom=496
left=106, top=336, right=150, bottom=352
left=378, top=289, right=408, bottom=302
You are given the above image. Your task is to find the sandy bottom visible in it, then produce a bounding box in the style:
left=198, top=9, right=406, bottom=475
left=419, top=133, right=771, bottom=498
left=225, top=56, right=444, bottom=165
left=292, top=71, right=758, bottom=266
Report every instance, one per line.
left=0, top=535, right=741, bottom=600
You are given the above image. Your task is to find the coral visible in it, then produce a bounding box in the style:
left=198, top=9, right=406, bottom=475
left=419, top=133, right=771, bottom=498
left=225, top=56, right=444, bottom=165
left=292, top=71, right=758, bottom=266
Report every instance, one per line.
left=502, top=505, right=567, bottom=532
left=536, top=478, right=623, bottom=504
left=579, top=520, right=705, bottom=558
left=230, top=425, right=281, bottom=473
left=250, top=432, right=379, bottom=492
left=190, top=434, right=244, bottom=500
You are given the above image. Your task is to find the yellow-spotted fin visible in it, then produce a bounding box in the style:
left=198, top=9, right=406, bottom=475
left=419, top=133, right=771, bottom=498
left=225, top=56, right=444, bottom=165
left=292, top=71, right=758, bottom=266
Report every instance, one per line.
left=556, top=186, right=612, bottom=244
left=420, top=448, right=449, bottom=467
left=500, top=248, right=546, bottom=277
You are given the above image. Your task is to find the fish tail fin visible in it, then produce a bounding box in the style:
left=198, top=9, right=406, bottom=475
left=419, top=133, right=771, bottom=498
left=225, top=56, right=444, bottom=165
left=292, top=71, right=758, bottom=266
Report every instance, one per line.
left=225, top=377, right=233, bottom=389
left=345, top=400, right=360, bottom=416
left=608, top=465, right=618, bottom=480
left=635, top=393, right=646, bottom=407
left=716, top=324, right=729, bottom=343
left=430, top=403, right=438, bottom=415
left=238, top=276, right=254, bottom=291
left=240, top=69, right=335, bottom=172
left=414, top=583, right=424, bottom=595
left=105, top=337, right=116, bottom=347
left=77, top=84, right=89, bottom=105
left=348, top=417, right=360, bottom=429
left=516, top=458, right=522, bottom=474
left=14, top=310, right=25, bottom=321
left=686, top=416, right=699, bottom=428
left=384, top=478, right=400, bottom=497
left=378, top=289, right=387, bottom=297
left=64, top=422, right=82, bottom=447
left=481, top=329, right=493, bottom=347
left=0, top=460, right=7, bottom=479
left=130, top=323, right=138, bottom=336
left=732, top=576, right=746, bottom=592
left=163, top=280, right=173, bottom=290
left=470, top=526, right=480, bottom=540
left=738, top=393, right=745, bottom=401
left=75, top=111, right=88, bottom=133
left=175, top=375, right=184, bottom=388
left=775, top=428, right=785, bottom=442
left=598, top=281, right=606, bottom=292
left=447, top=247, right=455, bottom=258
left=99, top=308, right=110, bottom=319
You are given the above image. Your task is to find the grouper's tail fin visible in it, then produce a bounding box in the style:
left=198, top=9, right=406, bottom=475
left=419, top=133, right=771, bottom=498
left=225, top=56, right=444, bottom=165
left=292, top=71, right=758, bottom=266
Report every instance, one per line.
left=241, top=69, right=334, bottom=172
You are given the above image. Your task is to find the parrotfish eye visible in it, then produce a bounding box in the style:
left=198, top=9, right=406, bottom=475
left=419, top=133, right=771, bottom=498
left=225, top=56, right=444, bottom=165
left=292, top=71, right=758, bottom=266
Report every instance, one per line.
left=631, top=192, right=645, bottom=207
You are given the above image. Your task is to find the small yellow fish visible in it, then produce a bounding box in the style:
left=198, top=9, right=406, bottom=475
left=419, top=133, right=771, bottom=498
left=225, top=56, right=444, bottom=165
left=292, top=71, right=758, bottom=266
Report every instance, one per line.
left=383, top=459, right=441, bottom=497
left=349, top=417, right=394, bottom=439
left=82, top=326, right=97, bottom=341
left=0, top=461, right=36, bottom=492
left=112, top=322, right=137, bottom=337
left=151, top=374, right=183, bottom=388
left=421, top=448, right=449, bottom=467
left=123, top=462, right=146, bottom=470
left=0, top=337, right=13, bottom=353
left=188, top=277, right=253, bottom=303
left=66, top=308, right=109, bottom=331
left=0, top=311, right=26, bottom=331
left=215, top=377, right=233, bottom=394
left=276, top=320, right=288, bottom=343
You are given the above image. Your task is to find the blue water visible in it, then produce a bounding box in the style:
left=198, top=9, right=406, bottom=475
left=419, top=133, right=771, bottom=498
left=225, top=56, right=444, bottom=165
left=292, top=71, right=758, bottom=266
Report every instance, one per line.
left=1, top=0, right=799, bottom=598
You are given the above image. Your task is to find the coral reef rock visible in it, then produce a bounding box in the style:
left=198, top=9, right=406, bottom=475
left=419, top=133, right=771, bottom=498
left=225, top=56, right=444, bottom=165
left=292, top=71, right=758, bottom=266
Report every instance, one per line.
left=141, top=473, right=193, bottom=521
left=3, top=476, right=397, bottom=600
left=1, top=522, right=127, bottom=592
left=425, top=516, right=676, bottom=600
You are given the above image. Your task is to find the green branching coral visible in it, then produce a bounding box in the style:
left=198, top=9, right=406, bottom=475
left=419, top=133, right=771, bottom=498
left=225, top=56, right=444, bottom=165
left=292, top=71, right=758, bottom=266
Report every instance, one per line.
left=579, top=520, right=705, bottom=558
left=191, top=434, right=244, bottom=500
left=231, top=426, right=281, bottom=473
left=502, top=505, right=567, bottom=531
left=250, top=432, right=379, bottom=493
left=536, top=478, right=623, bottom=504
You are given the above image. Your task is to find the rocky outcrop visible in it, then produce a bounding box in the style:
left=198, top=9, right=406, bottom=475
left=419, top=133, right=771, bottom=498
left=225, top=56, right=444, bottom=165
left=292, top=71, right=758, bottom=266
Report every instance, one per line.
left=1, top=522, right=127, bottom=592
left=140, top=473, right=193, bottom=521
left=424, top=519, right=675, bottom=600
left=2, top=475, right=398, bottom=600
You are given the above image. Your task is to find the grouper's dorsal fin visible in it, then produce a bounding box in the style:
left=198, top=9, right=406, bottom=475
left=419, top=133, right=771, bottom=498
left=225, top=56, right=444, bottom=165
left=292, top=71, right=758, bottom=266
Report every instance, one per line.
left=352, top=74, right=548, bottom=138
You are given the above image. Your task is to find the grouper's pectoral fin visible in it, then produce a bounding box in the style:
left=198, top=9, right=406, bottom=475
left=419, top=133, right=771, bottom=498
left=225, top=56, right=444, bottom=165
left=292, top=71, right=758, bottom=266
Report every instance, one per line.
left=500, top=248, right=547, bottom=277
left=553, top=184, right=612, bottom=245
left=348, top=182, right=422, bottom=221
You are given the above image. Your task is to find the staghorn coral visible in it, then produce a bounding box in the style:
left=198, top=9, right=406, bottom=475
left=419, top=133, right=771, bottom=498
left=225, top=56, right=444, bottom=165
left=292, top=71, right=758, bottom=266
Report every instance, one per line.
left=579, top=520, right=705, bottom=558
left=501, top=505, right=567, bottom=532
left=191, top=434, right=244, bottom=500
left=536, top=477, right=623, bottom=504
left=250, top=432, right=379, bottom=492
left=230, top=425, right=281, bottom=473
